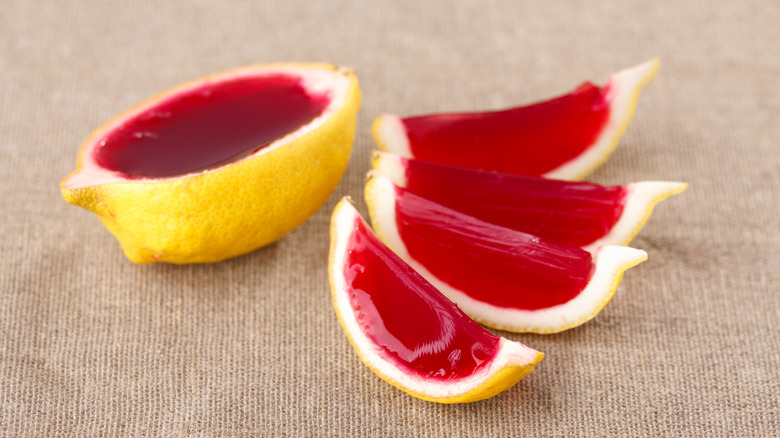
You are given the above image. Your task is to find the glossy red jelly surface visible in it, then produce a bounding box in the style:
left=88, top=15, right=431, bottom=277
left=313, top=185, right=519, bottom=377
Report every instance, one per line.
left=395, top=190, right=595, bottom=310
left=94, top=74, right=329, bottom=178
left=403, top=82, right=611, bottom=176
left=345, top=215, right=499, bottom=380
left=401, top=157, right=627, bottom=247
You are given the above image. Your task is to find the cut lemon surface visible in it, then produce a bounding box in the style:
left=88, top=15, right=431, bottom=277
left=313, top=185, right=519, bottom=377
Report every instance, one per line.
left=372, top=59, right=659, bottom=180
left=372, top=151, right=687, bottom=253
left=329, top=198, right=543, bottom=403
left=365, top=175, right=647, bottom=334
left=62, top=63, right=361, bottom=264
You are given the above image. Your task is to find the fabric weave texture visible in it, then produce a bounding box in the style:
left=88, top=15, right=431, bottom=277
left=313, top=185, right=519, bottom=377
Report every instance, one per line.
left=1, top=1, right=778, bottom=436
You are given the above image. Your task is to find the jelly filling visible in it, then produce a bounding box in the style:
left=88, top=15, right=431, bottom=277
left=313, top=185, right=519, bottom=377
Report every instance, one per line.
left=94, top=74, right=328, bottom=178
left=345, top=216, right=499, bottom=380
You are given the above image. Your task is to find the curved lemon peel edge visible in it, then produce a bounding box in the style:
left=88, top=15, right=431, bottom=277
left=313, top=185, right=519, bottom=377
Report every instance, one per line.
left=584, top=181, right=688, bottom=253
left=409, top=350, right=544, bottom=404
left=371, top=114, right=410, bottom=157
left=547, top=58, right=661, bottom=181
left=476, top=247, right=648, bottom=334
left=370, top=150, right=409, bottom=187
left=370, top=59, right=660, bottom=182
left=364, top=174, right=648, bottom=335
left=372, top=148, right=686, bottom=258
left=62, top=63, right=353, bottom=191
left=618, top=181, right=688, bottom=246
left=62, top=64, right=361, bottom=264
left=329, top=198, right=542, bottom=403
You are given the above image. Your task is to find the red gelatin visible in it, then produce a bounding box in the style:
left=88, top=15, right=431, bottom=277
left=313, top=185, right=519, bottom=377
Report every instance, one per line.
left=94, top=74, right=329, bottom=178
left=403, top=82, right=610, bottom=176
left=395, top=190, right=594, bottom=310
left=345, top=216, right=499, bottom=380
left=399, top=157, right=627, bottom=248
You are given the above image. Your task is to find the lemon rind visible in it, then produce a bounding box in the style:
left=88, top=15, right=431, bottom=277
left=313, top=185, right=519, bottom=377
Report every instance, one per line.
left=329, top=199, right=542, bottom=403
left=365, top=174, right=647, bottom=334
left=583, top=181, right=688, bottom=254
left=370, top=150, right=409, bottom=187
left=370, top=59, right=660, bottom=182
left=371, top=114, right=411, bottom=158
left=62, top=64, right=354, bottom=190
left=62, top=64, right=360, bottom=264
left=545, top=58, right=660, bottom=180
left=373, top=150, right=686, bottom=256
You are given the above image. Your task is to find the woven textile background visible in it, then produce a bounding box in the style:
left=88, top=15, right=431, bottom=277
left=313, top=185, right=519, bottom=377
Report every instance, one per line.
left=1, top=1, right=778, bottom=436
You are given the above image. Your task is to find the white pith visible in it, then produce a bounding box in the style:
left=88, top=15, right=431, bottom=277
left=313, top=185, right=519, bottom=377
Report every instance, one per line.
left=373, top=114, right=412, bottom=158
left=582, top=181, right=688, bottom=253
left=372, top=59, right=659, bottom=181
left=364, top=175, right=648, bottom=334
left=372, top=150, right=685, bottom=256
left=544, top=59, right=659, bottom=180
left=371, top=151, right=409, bottom=186
left=329, top=199, right=541, bottom=399
left=63, top=66, right=354, bottom=190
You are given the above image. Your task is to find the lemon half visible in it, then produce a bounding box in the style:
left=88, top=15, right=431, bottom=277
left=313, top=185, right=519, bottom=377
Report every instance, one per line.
left=61, top=63, right=361, bottom=264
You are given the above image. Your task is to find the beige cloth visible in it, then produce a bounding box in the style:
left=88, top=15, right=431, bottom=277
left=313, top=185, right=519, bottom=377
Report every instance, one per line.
left=1, top=1, right=777, bottom=436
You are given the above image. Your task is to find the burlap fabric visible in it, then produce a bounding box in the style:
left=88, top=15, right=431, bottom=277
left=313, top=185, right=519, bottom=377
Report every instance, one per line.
left=1, top=1, right=777, bottom=436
